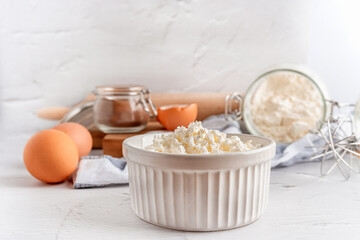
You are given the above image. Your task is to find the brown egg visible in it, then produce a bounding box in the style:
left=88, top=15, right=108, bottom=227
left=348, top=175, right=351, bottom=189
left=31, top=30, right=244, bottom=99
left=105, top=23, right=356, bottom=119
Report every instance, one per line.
left=157, top=104, right=198, bottom=131
left=23, top=129, right=79, bottom=183
left=53, top=122, right=93, bottom=157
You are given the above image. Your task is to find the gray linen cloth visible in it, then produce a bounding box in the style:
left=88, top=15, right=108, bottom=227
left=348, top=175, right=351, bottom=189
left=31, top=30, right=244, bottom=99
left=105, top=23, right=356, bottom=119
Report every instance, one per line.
left=73, top=115, right=319, bottom=188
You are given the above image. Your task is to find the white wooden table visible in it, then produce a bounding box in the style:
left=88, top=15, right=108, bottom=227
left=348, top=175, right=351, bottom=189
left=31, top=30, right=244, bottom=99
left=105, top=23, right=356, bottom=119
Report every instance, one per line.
left=2, top=155, right=360, bottom=240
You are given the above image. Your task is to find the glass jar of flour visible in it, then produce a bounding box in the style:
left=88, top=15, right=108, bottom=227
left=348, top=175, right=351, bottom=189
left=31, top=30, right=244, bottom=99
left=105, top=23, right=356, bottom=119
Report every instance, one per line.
left=225, top=67, right=330, bottom=143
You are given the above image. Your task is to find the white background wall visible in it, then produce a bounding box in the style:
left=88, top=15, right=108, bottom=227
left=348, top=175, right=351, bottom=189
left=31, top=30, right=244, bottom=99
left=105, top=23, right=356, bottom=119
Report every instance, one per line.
left=308, top=0, right=360, bottom=103
left=1, top=0, right=359, bottom=161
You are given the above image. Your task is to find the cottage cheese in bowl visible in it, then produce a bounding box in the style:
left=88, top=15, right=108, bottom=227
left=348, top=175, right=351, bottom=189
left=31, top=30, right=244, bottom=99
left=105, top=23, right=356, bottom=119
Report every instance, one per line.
left=123, top=123, right=276, bottom=231
left=146, top=121, right=255, bottom=154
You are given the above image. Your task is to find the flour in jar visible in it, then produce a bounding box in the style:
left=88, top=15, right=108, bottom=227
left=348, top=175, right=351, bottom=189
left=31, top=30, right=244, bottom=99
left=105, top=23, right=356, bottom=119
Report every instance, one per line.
left=250, top=71, right=324, bottom=143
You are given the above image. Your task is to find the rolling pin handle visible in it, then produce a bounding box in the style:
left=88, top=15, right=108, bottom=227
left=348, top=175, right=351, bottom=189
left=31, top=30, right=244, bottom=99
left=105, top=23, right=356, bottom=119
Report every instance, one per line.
left=225, top=92, right=243, bottom=121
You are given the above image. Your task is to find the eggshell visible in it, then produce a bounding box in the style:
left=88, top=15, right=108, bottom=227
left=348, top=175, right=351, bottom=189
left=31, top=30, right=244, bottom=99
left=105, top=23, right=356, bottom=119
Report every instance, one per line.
left=23, top=129, right=79, bottom=183
left=157, top=104, right=198, bottom=131
left=53, top=122, right=93, bottom=157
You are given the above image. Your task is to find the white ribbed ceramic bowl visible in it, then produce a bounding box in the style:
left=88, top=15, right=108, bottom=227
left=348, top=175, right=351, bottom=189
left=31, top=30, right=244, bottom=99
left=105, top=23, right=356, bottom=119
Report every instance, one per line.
left=123, top=133, right=276, bottom=231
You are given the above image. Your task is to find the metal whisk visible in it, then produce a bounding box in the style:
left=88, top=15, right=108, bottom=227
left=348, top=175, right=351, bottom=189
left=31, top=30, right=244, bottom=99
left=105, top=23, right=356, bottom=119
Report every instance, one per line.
left=309, top=100, right=360, bottom=180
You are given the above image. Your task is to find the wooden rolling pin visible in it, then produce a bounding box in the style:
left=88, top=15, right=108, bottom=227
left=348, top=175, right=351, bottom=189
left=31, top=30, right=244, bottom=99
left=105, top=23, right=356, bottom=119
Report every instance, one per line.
left=37, top=92, right=230, bottom=121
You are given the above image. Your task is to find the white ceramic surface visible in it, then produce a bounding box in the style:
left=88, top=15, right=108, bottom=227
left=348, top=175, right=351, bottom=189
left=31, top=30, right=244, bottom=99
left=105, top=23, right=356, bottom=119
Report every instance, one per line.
left=123, top=133, right=276, bottom=231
